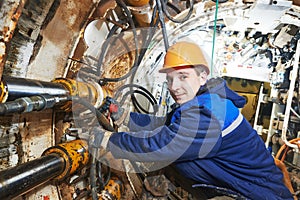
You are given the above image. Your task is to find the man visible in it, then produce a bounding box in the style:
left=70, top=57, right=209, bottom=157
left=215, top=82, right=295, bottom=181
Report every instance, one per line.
left=94, top=41, right=294, bottom=199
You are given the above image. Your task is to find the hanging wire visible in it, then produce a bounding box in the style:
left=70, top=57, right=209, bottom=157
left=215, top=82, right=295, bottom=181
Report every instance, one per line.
left=98, top=0, right=140, bottom=84
left=90, top=146, right=100, bottom=200
left=156, top=0, right=169, bottom=51
left=115, top=84, right=158, bottom=112
left=161, top=0, right=194, bottom=23
left=210, top=0, right=219, bottom=77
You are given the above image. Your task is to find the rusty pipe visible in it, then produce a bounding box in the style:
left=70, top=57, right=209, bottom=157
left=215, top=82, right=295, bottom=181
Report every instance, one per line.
left=0, top=139, right=89, bottom=200
left=0, top=76, right=69, bottom=102
left=0, top=94, right=69, bottom=115
left=0, top=76, right=115, bottom=130
left=0, top=76, right=110, bottom=109
left=0, top=154, right=65, bottom=200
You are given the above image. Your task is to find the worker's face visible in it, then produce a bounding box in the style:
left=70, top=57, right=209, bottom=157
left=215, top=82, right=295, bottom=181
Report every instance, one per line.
left=166, top=67, right=207, bottom=104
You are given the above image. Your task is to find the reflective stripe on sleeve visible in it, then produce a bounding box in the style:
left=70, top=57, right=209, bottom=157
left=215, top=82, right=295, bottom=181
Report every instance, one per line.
left=221, top=112, right=243, bottom=137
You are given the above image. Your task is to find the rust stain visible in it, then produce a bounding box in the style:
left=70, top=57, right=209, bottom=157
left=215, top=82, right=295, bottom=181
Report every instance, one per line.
left=37, top=0, right=96, bottom=78
left=0, top=0, right=26, bottom=80
left=102, top=51, right=134, bottom=92
left=0, top=42, right=6, bottom=80
left=42, top=0, right=95, bottom=46
left=58, top=182, right=75, bottom=200
left=19, top=111, right=54, bottom=142
left=3, top=1, right=24, bottom=43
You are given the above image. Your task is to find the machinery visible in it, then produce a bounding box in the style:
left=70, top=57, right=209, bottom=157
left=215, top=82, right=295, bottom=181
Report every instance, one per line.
left=0, top=0, right=300, bottom=199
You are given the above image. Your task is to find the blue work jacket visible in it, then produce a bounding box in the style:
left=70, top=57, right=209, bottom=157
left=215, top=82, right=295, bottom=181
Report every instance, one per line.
left=108, top=78, right=293, bottom=200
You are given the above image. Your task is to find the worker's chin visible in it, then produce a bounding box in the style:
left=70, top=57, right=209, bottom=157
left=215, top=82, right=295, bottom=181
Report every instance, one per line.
left=175, top=98, right=188, bottom=105
left=175, top=95, right=194, bottom=104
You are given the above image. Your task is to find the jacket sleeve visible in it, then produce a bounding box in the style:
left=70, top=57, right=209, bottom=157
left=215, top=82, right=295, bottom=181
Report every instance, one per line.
left=127, top=112, right=166, bottom=132
left=108, top=105, right=222, bottom=162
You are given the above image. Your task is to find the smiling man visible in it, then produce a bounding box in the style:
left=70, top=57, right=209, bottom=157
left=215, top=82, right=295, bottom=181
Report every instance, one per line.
left=93, top=41, right=294, bottom=199
left=166, top=66, right=207, bottom=104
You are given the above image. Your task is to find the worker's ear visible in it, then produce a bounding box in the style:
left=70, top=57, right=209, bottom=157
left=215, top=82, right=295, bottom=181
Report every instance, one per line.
left=199, top=71, right=208, bottom=85
left=200, top=70, right=208, bottom=79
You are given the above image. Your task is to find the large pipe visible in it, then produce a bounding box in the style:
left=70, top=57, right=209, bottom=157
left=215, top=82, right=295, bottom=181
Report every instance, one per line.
left=0, top=76, right=111, bottom=110
left=0, top=94, right=69, bottom=115
left=0, top=139, right=89, bottom=200
left=0, top=76, right=115, bottom=130
left=0, top=154, right=65, bottom=200
left=0, top=76, right=68, bottom=102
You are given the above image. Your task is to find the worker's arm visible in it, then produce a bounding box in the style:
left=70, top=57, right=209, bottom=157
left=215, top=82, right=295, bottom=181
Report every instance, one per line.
left=127, top=112, right=166, bottom=132
left=107, top=105, right=223, bottom=162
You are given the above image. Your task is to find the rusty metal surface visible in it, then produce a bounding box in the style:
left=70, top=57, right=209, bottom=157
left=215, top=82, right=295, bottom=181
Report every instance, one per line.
left=4, top=0, right=57, bottom=78
left=102, top=51, right=135, bottom=92
left=0, top=0, right=98, bottom=167
left=26, top=0, right=97, bottom=81
left=0, top=0, right=26, bottom=80
left=0, top=118, right=20, bottom=171
left=0, top=1, right=100, bottom=198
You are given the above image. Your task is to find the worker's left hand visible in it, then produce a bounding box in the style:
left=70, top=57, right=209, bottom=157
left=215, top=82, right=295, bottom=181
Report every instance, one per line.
left=89, top=126, right=113, bottom=157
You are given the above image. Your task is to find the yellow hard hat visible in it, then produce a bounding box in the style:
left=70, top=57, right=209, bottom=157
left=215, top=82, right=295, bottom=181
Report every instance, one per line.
left=159, top=41, right=209, bottom=74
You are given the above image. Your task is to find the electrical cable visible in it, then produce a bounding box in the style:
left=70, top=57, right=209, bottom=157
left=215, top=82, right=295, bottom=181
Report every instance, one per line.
left=115, top=83, right=156, bottom=103
left=161, top=0, right=194, bottom=23
left=97, top=158, right=111, bottom=186
left=210, top=0, right=219, bottom=76
left=166, top=2, right=181, bottom=14
left=95, top=3, right=161, bottom=117
left=95, top=2, right=161, bottom=117
left=103, top=5, right=160, bottom=110
left=90, top=147, right=99, bottom=200
left=131, top=90, right=157, bottom=114
left=274, top=138, right=299, bottom=199
left=119, top=87, right=158, bottom=114
left=120, top=89, right=156, bottom=106
left=97, top=27, right=133, bottom=81
left=115, top=83, right=158, bottom=114
left=98, top=0, right=140, bottom=84
left=135, top=5, right=159, bottom=68
left=96, top=23, right=122, bottom=77
left=97, top=0, right=169, bottom=116
left=156, top=0, right=169, bottom=51
left=127, top=3, right=159, bottom=89
left=275, top=138, right=300, bottom=162
left=128, top=4, right=161, bottom=114
left=120, top=89, right=157, bottom=114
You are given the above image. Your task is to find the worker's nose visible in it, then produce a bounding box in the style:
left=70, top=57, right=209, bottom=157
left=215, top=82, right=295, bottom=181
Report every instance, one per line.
left=168, top=78, right=180, bottom=92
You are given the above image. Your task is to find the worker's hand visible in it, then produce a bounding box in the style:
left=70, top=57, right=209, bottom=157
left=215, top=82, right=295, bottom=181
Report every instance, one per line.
left=109, top=99, right=124, bottom=122
left=89, top=126, right=113, bottom=157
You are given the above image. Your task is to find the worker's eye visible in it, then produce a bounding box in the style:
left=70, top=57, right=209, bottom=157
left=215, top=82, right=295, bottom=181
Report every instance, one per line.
left=179, top=75, right=188, bottom=81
